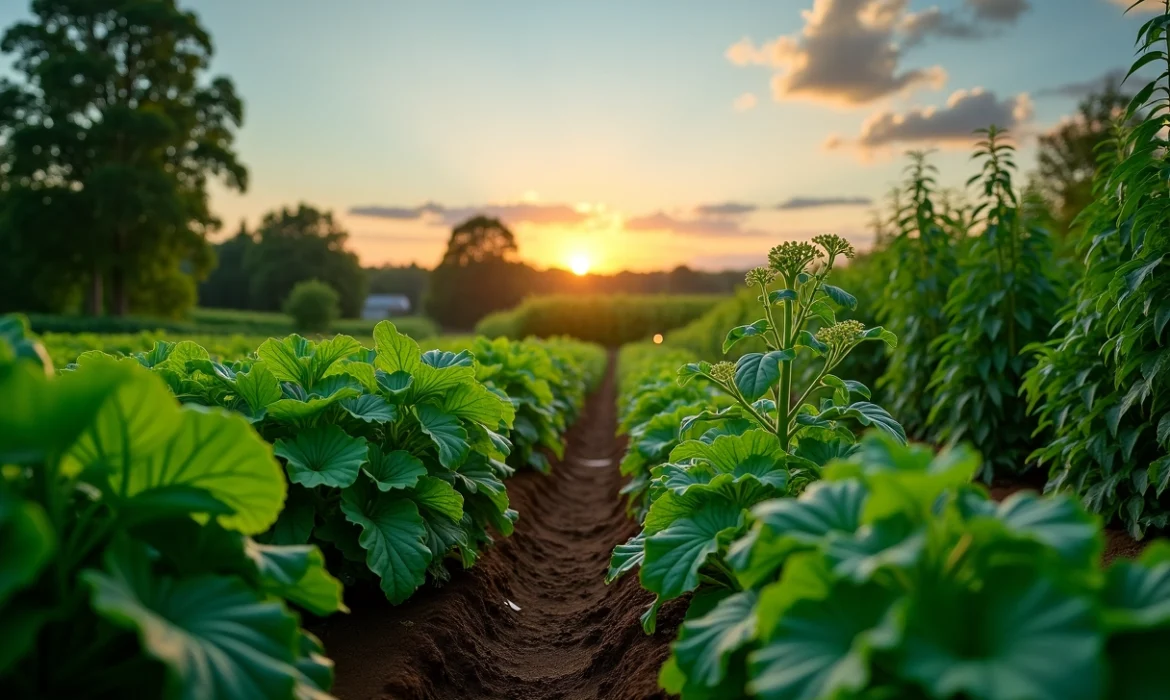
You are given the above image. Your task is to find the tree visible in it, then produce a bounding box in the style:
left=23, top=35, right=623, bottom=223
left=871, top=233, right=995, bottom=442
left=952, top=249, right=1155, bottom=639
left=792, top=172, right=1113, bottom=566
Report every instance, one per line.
left=440, top=215, right=518, bottom=265
left=243, top=204, right=367, bottom=317
left=1033, top=85, right=1132, bottom=236
left=197, top=222, right=255, bottom=309
left=426, top=215, right=528, bottom=328
left=0, top=0, right=247, bottom=316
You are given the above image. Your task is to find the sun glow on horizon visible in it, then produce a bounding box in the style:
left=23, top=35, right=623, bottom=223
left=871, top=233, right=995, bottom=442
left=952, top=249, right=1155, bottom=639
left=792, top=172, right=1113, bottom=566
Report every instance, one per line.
left=569, top=253, right=593, bottom=276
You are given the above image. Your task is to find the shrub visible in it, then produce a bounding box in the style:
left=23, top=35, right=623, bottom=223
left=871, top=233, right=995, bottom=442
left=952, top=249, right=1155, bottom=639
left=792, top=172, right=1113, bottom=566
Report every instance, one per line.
left=283, top=279, right=340, bottom=333
left=476, top=294, right=724, bottom=346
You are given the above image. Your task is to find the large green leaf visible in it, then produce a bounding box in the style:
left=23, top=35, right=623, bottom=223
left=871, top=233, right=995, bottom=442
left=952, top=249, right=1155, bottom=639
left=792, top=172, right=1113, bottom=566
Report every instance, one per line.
left=340, top=480, right=431, bottom=604
left=0, top=357, right=140, bottom=464
left=234, top=362, right=282, bottom=419
left=339, top=394, right=398, bottom=423
left=606, top=533, right=646, bottom=583
left=275, top=425, right=368, bottom=490
left=734, top=351, right=795, bottom=403
left=899, top=568, right=1102, bottom=700
left=363, top=446, right=427, bottom=492
left=65, top=361, right=184, bottom=477
left=244, top=541, right=346, bottom=617
left=257, top=335, right=313, bottom=387
left=0, top=490, right=54, bottom=608
left=440, top=381, right=514, bottom=429
left=373, top=321, right=421, bottom=375
left=266, top=388, right=362, bottom=424
left=671, top=429, right=784, bottom=472
left=673, top=590, right=760, bottom=688
left=1101, top=543, right=1170, bottom=631
left=411, top=475, right=465, bottom=521
left=642, top=494, right=744, bottom=600
left=416, top=405, right=470, bottom=468
left=59, top=368, right=284, bottom=536
left=961, top=491, right=1101, bottom=570
left=84, top=542, right=303, bottom=700
left=307, top=335, right=363, bottom=388
left=750, top=569, right=899, bottom=700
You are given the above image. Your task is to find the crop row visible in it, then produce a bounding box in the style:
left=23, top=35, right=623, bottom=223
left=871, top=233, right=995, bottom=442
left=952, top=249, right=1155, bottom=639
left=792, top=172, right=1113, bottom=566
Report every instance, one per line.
left=0, top=315, right=603, bottom=698
left=610, top=230, right=1170, bottom=698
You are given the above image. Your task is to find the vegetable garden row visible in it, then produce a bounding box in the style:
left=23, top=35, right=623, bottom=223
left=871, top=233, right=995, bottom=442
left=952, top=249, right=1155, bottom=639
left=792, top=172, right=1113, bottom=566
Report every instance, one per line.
left=604, top=11, right=1170, bottom=699
left=0, top=315, right=604, bottom=698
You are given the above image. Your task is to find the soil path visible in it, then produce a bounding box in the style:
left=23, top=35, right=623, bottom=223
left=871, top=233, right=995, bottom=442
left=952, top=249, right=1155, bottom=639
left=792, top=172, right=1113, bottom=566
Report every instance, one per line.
left=319, top=355, right=682, bottom=700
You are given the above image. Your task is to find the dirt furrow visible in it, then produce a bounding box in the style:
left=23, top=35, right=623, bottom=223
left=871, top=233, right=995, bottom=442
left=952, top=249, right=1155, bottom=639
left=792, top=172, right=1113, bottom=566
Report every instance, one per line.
left=319, top=355, right=682, bottom=700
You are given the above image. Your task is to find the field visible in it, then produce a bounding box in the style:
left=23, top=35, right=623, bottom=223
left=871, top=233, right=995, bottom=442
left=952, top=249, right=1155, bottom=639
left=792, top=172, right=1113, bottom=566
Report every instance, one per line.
left=4, top=4, right=1170, bottom=700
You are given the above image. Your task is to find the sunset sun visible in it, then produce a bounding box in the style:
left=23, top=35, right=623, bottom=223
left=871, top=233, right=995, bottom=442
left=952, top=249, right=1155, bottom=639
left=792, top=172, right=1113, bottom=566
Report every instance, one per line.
left=569, top=253, right=592, bottom=276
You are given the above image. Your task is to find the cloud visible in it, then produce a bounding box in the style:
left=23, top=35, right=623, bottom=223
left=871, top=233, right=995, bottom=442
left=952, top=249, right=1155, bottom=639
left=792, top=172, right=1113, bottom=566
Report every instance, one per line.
left=901, top=1, right=1028, bottom=46
left=969, top=0, right=1030, bottom=22
left=350, top=201, right=588, bottom=227
left=733, top=92, right=758, bottom=112
left=625, top=211, right=768, bottom=238
left=695, top=201, right=758, bottom=216
left=1035, top=69, right=1129, bottom=99
left=726, top=0, right=1034, bottom=106
left=726, top=0, right=948, bottom=106
left=829, top=88, right=1034, bottom=151
left=776, top=196, right=874, bottom=210
left=1110, top=0, right=1163, bottom=12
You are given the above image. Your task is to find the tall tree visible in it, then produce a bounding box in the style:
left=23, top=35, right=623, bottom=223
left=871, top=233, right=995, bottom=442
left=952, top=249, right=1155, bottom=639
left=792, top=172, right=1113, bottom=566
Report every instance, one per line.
left=1033, top=85, right=1132, bottom=236
left=426, top=215, right=528, bottom=328
left=0, top=0, right=246, bottom=316
left=242, top=204, right=367, bottom=318
left=440, top=215, right=518, bottom=266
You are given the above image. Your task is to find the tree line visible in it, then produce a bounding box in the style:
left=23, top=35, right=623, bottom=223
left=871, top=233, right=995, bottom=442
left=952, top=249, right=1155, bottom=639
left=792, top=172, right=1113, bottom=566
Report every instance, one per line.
left=0, top=0, right=1129, bottom=330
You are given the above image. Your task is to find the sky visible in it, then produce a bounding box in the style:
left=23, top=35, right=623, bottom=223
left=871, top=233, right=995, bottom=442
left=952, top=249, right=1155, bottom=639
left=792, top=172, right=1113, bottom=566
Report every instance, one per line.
left=0, top=0, right=1161, bottom=272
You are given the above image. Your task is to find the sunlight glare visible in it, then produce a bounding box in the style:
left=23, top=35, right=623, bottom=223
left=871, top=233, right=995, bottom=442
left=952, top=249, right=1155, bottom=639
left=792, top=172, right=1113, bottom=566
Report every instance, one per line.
left=569, top=253, right=592, bottom=276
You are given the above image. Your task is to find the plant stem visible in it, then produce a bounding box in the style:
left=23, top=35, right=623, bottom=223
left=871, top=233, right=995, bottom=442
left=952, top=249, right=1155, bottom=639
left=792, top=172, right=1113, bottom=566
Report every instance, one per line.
left=778, top=297, right=793, bottom=451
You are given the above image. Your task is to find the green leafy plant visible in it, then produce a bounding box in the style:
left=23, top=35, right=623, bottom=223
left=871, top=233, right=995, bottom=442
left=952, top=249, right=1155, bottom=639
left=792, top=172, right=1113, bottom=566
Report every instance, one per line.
left=284, top=279, right=341, bottom=333
left=0, top=317, right=344, bottom=699
left=655, top=433, right=1170, bottom=700
left=88, top=322, right=519, bottom=604
left=876, top=152, right=964, bottom=438
left=83, top=323, right=601, bottom=604
left=439, top=335, right=604, bottom=472
left=1024, top=3, right=1170, bottom=537
left=608, top=235, right=902, bottom=631
left=928, top=126, right=1063, bottom=479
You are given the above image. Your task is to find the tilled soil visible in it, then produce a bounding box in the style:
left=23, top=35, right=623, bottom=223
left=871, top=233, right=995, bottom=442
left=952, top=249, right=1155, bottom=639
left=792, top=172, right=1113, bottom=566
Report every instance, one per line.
left=318, top=357, right=683, bottom=700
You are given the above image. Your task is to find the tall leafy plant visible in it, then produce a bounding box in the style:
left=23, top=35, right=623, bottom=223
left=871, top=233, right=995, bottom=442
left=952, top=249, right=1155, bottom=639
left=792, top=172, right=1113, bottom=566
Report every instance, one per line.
left=1025, top=3, right=1170, bottom=537
left=876, top=152, right=963, bottom=438
left=0, top=317, right=344, bottom=699
left=608, top=235, right=902, bottom=631
left=928, top=126, right=1063, bottom=479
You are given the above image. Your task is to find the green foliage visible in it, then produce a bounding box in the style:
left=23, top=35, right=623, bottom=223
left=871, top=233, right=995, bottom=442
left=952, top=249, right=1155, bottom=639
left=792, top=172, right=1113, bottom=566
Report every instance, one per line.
left=928, top=127, right=1064, bottom=479
left=426, top=216, right=526, bottom=329
left=876, top=152, right=964, bottom=439
left=241, top=205, right=369, bottom=318
left=435, top=336, right=606, bottom=472
left=609, top=235, right=902, bottom=635
left=284, top=280, right=341, bottom=334
left=651, top=434, right=1170, bottom=699
left=1024, top=5, right=1170, bottom=538
left=76, top=322, right=600, bottom=603
left=663, top=253, right=890, bottom=397
left=0, top=316, right=342, bottom=699
left=476, top=294, right=725, bottom=346
left=0, top=0, right=246, bottom=317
